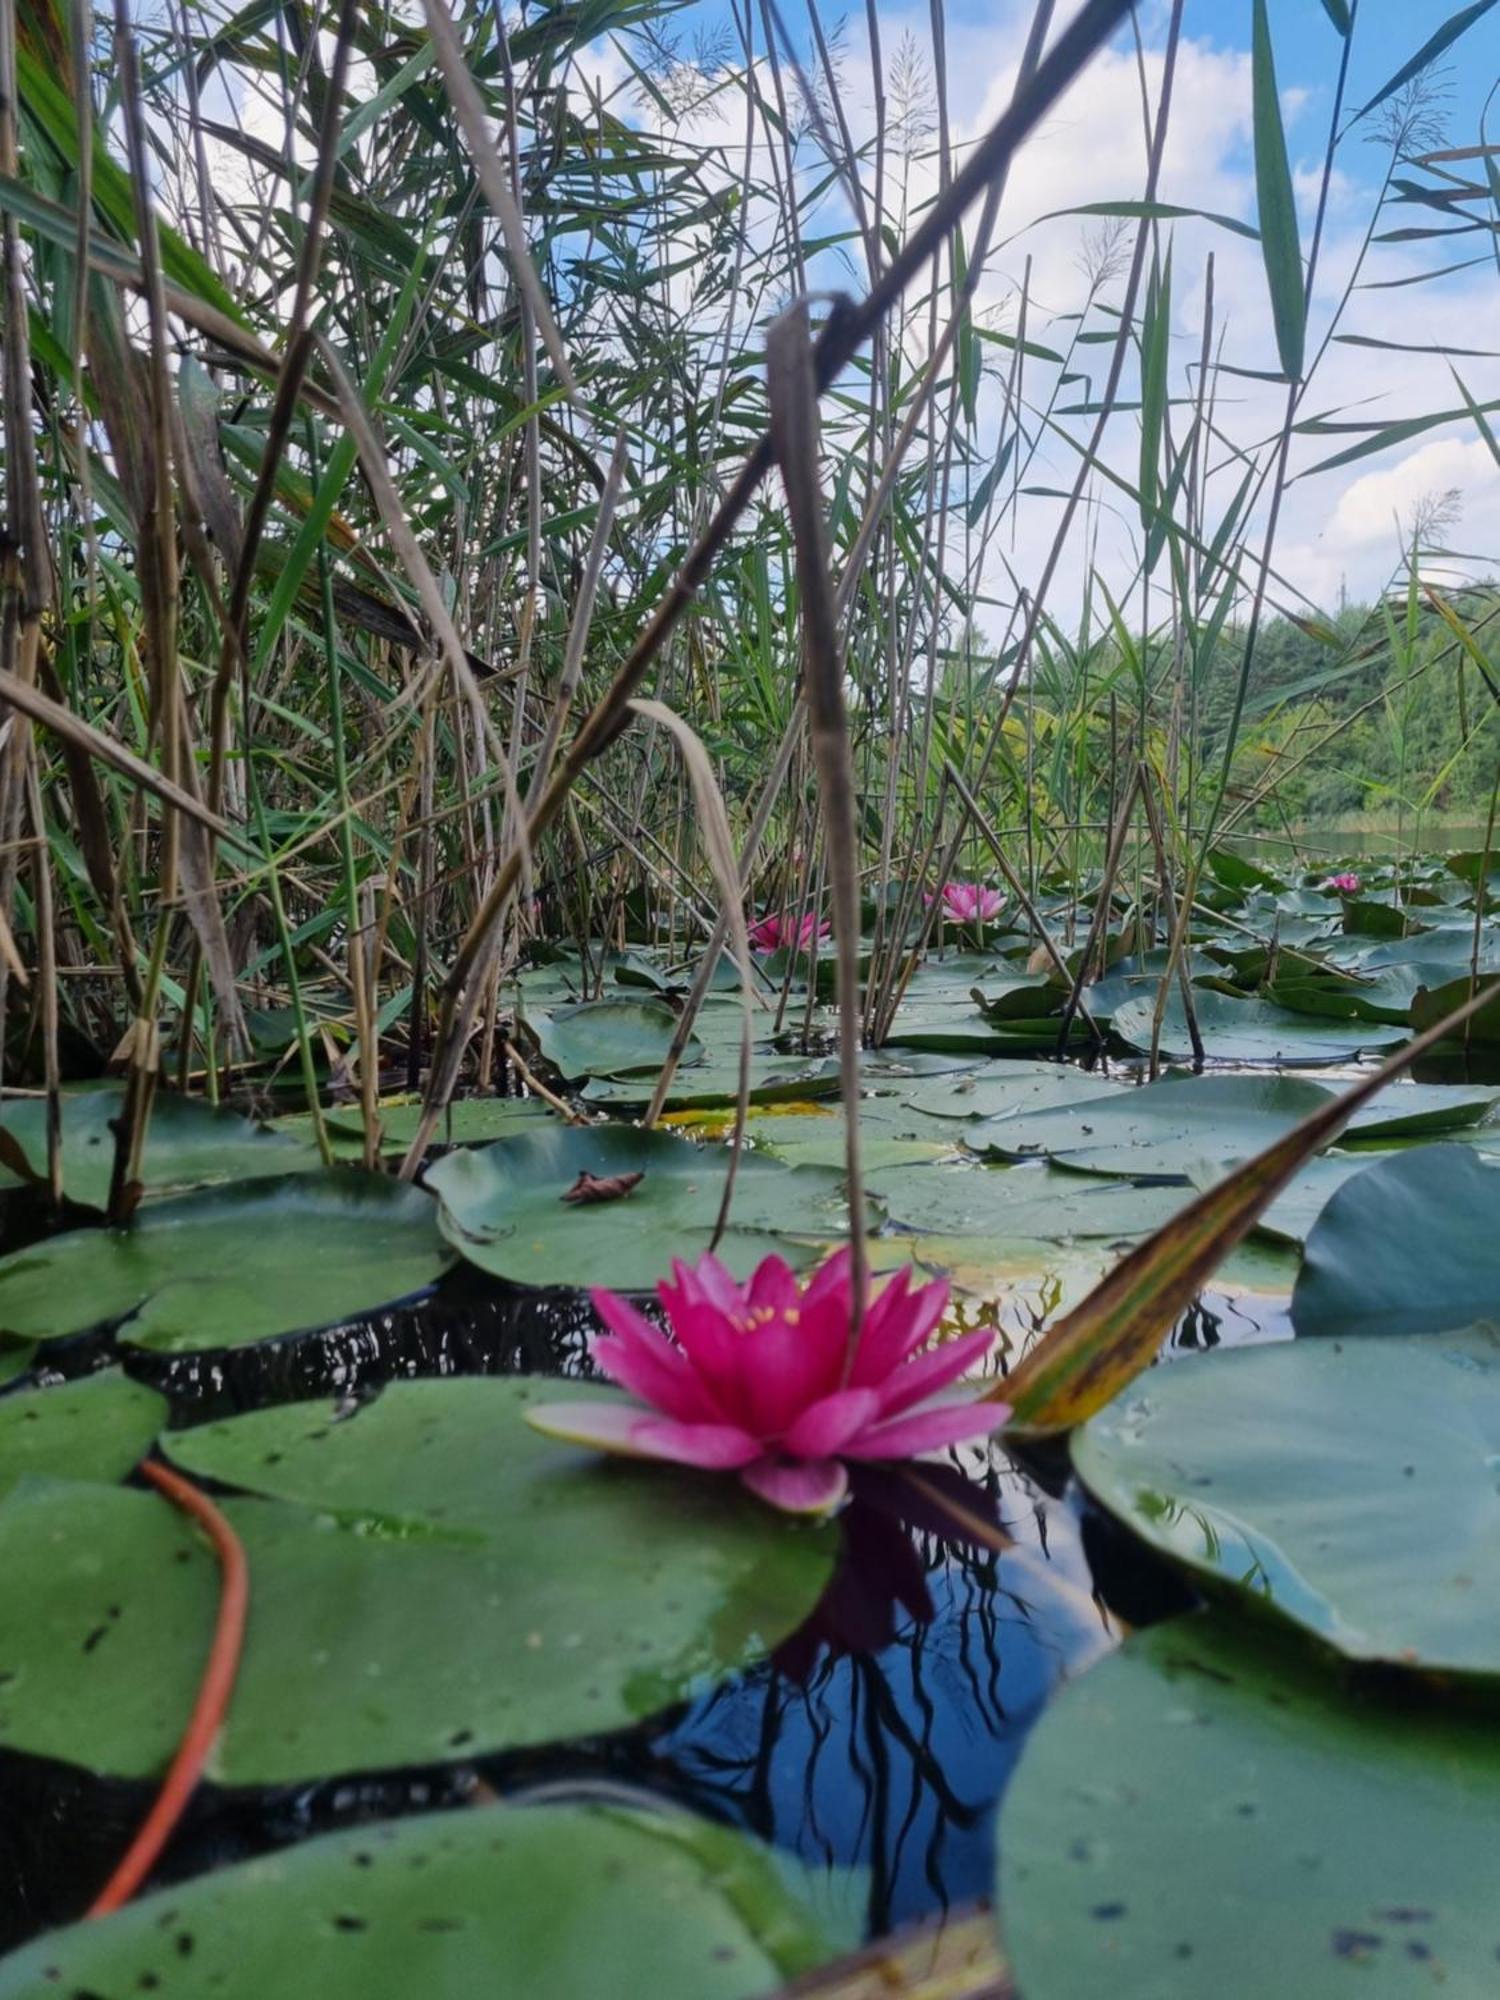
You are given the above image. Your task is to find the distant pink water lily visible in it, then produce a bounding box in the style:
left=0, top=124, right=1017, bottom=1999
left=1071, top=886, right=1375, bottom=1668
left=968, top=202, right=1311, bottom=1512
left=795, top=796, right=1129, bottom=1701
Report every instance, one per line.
left=1323, top=871, right=1361, bottom=894
left=927, top=881, right=1004, bottom=926
left=747, top=909, right=831, bottom=954
left=525, top=1249, right=1009, bottom=1514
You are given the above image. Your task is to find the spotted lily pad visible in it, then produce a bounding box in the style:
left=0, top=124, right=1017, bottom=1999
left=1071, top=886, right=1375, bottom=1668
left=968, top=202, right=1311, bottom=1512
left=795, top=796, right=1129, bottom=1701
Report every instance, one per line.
left=0, top=1381, right=834, bottom=1784
left=428, top=1123, right=858, bottom=1290
left=1000, top=1612, right=1500, bottom=1999
left=0, top=1803, right=849, bottom=1999
left=0, top=1171, right=451, bottom=1352
left=1073, top=1333, right=1500, bottom=1678
left=0, top=1373, right=164, bottom=1499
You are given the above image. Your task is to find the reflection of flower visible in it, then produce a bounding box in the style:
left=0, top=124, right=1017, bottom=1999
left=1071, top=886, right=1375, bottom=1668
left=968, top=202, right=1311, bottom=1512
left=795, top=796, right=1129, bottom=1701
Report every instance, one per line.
left=526, top=1250, right=1009, bottom=1514
left=1323, top=871, right=1361, bottom=894
left=747, top=910, right=831, bottom=954
left=929, top=881, right=1003, bottom=926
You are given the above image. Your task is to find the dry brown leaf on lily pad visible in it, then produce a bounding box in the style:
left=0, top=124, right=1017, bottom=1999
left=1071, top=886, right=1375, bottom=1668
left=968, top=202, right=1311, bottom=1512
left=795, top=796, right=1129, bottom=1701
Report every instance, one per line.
left=561, top=1169, right=646, bottom=1206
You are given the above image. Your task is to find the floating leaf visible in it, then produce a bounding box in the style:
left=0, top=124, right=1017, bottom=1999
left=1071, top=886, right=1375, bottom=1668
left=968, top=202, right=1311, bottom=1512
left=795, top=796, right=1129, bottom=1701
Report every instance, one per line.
left=0, top=1085, right=320, bottom=1209
left=0, top=1172, right=450, bottom=1352
left=0, top=1373, right=164, bottom=1500
left=866, top=1160, right=1195, bottom=1242
left=582, top=1049, right=841, bottom=1111
left=976, top=1074, right=1332, bottom=1179
left=1001, top=1612, right=1500, bottom=1999
left=0, top=1382, right=834, bottom=1783
left=1292, top=1145, right=1500, bottom=1338
left=905, top=1057, right=1122, bottom=1122
left=428, top=1124, right=857, bottom=1289
left=531, top=999, right=701, bottom=1080
left=1073, top=1332, right=1500, bottom=1676
left=1111, top=988, right=1407, bottom=1064
left=0, top=1803, right=849, bottom=1999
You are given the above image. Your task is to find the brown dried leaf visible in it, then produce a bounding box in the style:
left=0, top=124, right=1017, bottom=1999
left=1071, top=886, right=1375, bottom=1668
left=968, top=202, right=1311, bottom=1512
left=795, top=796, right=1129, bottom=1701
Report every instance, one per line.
left=560, top=1169, right=645, bottom=1206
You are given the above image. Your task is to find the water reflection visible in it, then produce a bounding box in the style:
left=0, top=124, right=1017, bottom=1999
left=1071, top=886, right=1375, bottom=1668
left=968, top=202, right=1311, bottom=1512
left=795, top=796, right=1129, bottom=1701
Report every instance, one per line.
left=647, top=1449, right=1136, bottom=1935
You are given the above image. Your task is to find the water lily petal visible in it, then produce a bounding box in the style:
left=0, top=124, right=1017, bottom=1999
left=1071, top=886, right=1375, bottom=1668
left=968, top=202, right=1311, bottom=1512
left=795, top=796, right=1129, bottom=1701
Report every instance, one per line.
left=660, top=1259, right=749, bottom=1417
left=846, top=1391, right=1010, bottom=1462
left=782, top=1386, right=881, bottom=1458
left=747, top=1255, right=801, bottom=1316
left=523, top=1397, right=665, bottom=1459
left=632, top=1414, right=765, bottom=1468
left=590, top=1289, right=722, bottom=1422
left=876, top=1328, right=994, bottom=1419
left=852, top=1270, right=950, bottom=1384
left=739, top=1311, right=846, bottom=1436
left=740, top=1454, right=848, bottom=1514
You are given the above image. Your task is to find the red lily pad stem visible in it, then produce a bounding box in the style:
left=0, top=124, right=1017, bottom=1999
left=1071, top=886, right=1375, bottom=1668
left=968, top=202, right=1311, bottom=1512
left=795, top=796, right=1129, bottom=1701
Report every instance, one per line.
left=86, top=1459, right=249, bottom=1918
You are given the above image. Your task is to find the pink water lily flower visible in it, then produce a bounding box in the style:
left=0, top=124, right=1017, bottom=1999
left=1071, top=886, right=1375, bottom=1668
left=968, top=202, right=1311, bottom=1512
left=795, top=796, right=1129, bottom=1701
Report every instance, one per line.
left=936, top=881, right=1004, bottom=926
left=747, top=909, right=831, bottom=954
left=525, top=1249, right=1009, bottom=1514
left=1323, top=871, right=1361, bottom=894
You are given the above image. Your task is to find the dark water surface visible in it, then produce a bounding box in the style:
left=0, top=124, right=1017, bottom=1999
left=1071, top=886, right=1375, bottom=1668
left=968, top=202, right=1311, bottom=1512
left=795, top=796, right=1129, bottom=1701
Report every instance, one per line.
left=0, top=1268, right=1226, bottom=1953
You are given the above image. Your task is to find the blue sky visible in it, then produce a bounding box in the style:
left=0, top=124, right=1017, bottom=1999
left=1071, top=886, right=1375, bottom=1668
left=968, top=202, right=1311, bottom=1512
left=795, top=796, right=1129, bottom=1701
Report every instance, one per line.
left=610, top=0, right=1500, bottom=615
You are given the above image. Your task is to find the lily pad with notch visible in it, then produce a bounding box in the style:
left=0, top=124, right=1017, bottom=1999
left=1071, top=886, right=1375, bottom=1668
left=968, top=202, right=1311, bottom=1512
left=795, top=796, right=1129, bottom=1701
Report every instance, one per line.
left=0, top=1377, right=836, bottom=1784
left=0, top=1171, right=451, bottom=1352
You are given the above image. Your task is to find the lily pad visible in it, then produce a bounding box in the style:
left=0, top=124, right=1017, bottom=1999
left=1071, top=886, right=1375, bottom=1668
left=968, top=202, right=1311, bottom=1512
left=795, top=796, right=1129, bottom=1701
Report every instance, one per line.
left=1073, top=1332, right=1500, bottom=1677
left=0, top=1803, right=847, bottom=1999
left=0, top=1373, right=164, bottom=1500
left=0, top=1085, right=320, bottom=1209
left=531, top=999, right=701, bottom=1080
left=0, top=1382, right=834, bottom=1783
left=1292, top=1145, right=1500, bottom=1339
left=1000, top=1612, right=1500, bottom=2000
left=1251, top=1151, right=1377, bottom=1245
left=428, top=1123, right=857, bottom=1290
left=1111, top=988, right=1407, bottom=1065
left=582, top=1049, right=841, bottom=1111
left=0, top=1171, right=451, bottom=1352
left=975, top=1073, right=1331, bottom=1179
left=905, top=1057, right=1124, bottom=1122
left=865, top=1160, right=1196, bottom=1241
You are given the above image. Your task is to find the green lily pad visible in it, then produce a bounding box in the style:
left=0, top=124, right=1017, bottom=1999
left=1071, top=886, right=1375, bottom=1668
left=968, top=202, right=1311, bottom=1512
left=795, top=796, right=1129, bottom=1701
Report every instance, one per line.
left=1111, top=988, right=1407, bottom=1065
left=1251, top=1152, right=1377, bottom=1245
left=1410, top=972, right=1500, bottom=1043
left=1073, top=1332, right=1500, bottom=1677
left=531, top=999, right=702, bottom=1080
left=0, top=1085, right=320, bottom=1209
left=428, top=1123, right=857, bottom=1290
left=0, top=1803, right=849, bottom=2000
left=975, top=1073, right=1331, bottom=1179
left=0, top=1373, right=164, bottom=1500
left=865, top=1159, right=1196, bottom=1240
left=0, top=1383, right=833, bottom=1783
left=0, top=1341, right=32, bottom=1386
left=1292, top=1145, right=1500, bottom=1339
left=1342, top=1081, right=1500, bottom=1138
left=1000, top=1612, right=1500, bottom=2000
left=905, top=1057, right=1123, bottom=1122
left=581, top=1049, right=841, bottom=1112
left=0, top=1171, right=451, bottom=1352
